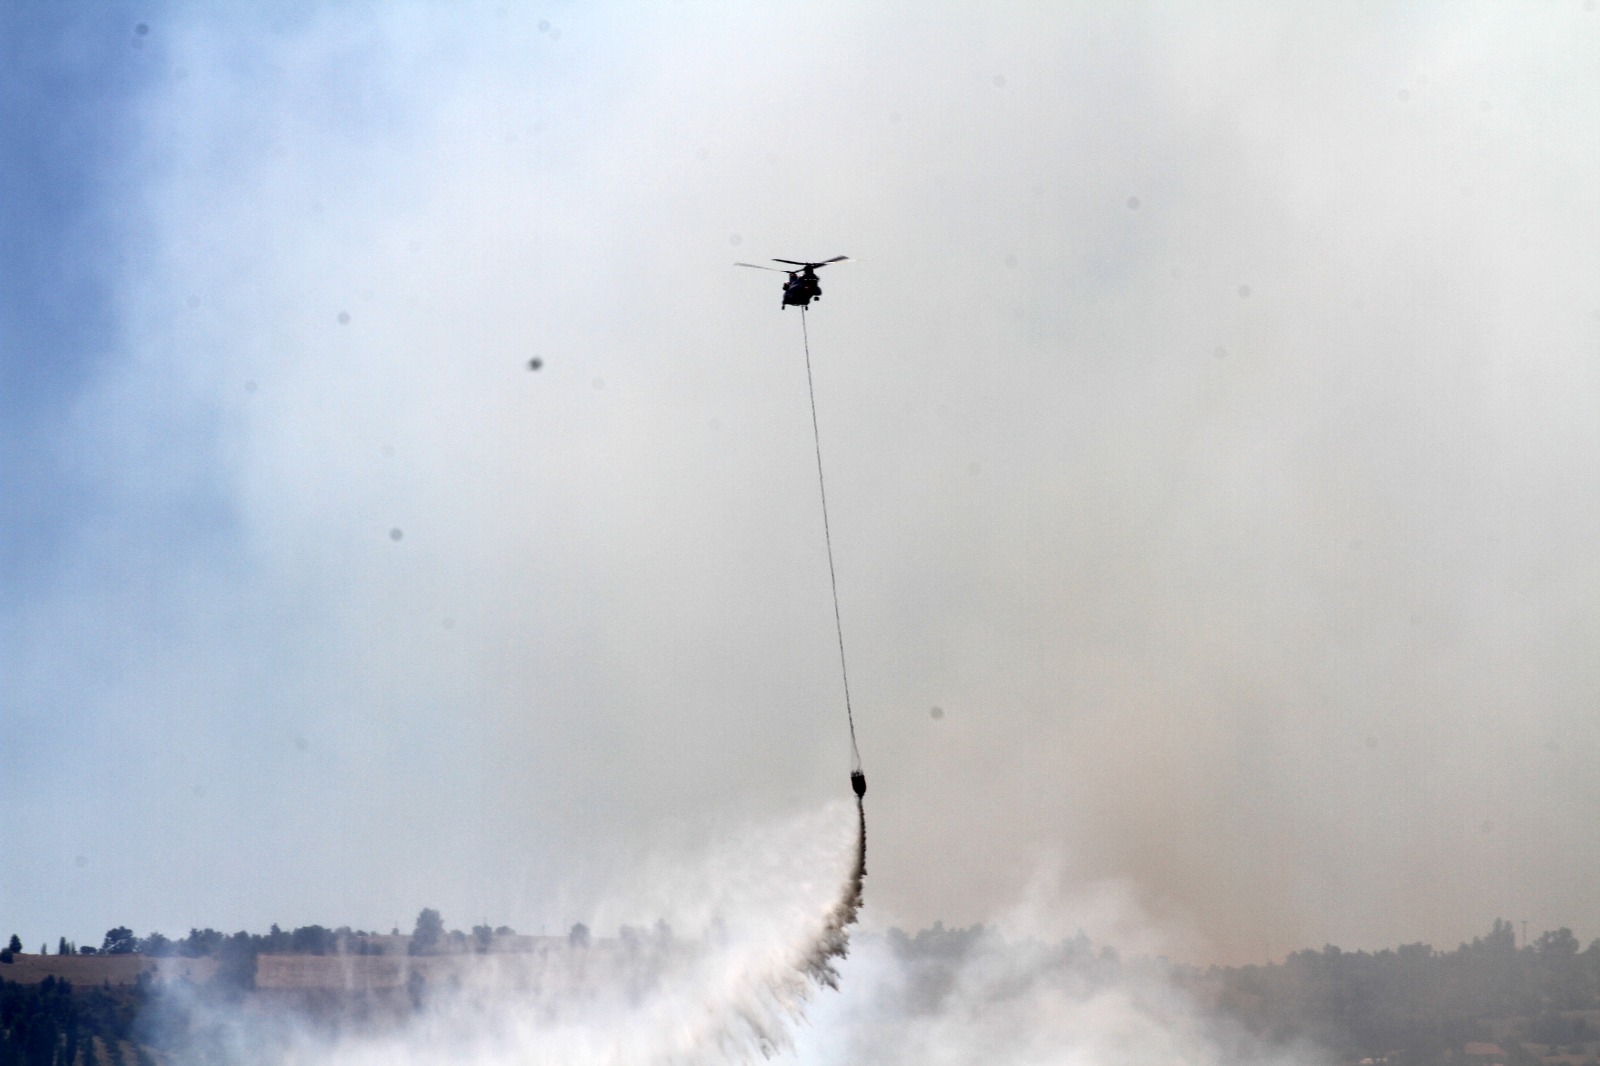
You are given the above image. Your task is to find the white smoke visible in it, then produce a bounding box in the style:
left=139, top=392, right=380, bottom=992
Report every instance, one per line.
left=144, top=801, right=864, bottom=1066
left=140, top=804, right=1322, bottom=1066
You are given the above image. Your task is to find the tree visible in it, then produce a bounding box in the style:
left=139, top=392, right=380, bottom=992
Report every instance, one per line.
left=58, top=937, right=69, bottom=956
left=472, top=925, right=494, bottom=953
left=408, top=908, right=444, bottom=956
left=180, top=928, right=223, bottom=957
left=213, top=931, right=260, bottom=996
left=291, top=925, right=332, bottom=955
left=6, top=934, right=20, bottom=953
left=569, top=922, right=590, bottom=948
left=101, top=927, right=137, bottom=954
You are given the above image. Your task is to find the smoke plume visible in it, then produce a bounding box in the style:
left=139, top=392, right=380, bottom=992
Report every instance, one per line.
left=142, top=800, right=867, bottom=1066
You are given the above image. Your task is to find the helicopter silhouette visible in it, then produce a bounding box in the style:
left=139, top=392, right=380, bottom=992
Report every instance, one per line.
left=736, top=256, right=849, bottom=309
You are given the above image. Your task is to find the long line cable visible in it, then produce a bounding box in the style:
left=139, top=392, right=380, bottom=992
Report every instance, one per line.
left=799, top=306, right=862, bottom=772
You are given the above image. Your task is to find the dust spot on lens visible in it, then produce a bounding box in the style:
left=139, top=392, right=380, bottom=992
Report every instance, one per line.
left=1004, top=254, right=1017, bottom=268
left=967, top=461, right=981, bottom=476
left=538, top=19, right=551, bottom=31
left=245, top=380, right=258, bottom=393
left=1398, top=89, right=1411, bottom=102
left=1364, top=735, right=1378, bottom=750
left=889, top=111, right=902, bottom=124
left=528, top=357, right=543, bottom=371
left=593, top=376, right=605, bottom=390
left=1127, top=196, right=1140, bottom=210
left=135, top=23, right=149, bottom=36
left=390, top=528, right=404, bottom=541
left=930, top=706, right=945, bottom=720
left=1545, top=738, right=1561, bottom=754
left=1238, top=284, right=1252, bottom=298
left=381, top=444, right=395, bottom=457
left=185, top=294, right=201, bottom=308
left=442, top=618, right=455, bottom=630
left=729, top=233, right=742, bottom=246
left=992, top=74, right=1006, bottom=88
left=75, top=855, right=89, bottom=868
left=1480, top=818, right=1495, bottom=835
left=1213, top=346, right=1228, bottom=359
left=293, top=736, right=309, bottom=751
left=337, top=311, right=351, bottom=325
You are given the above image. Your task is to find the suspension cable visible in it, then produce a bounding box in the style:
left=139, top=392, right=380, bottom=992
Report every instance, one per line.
left=799, top=306, right=862, bottom=772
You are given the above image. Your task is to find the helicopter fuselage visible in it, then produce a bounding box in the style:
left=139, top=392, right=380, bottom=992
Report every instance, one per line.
left=781, top=268, right=822, bottom=308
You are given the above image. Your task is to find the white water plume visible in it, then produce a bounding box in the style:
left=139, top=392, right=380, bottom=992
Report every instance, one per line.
left=145, top=800, right=866, bottom=1066
left=342, top=801, right=861, bottom=1066
left=140, top=811, right=1332, bottom=1066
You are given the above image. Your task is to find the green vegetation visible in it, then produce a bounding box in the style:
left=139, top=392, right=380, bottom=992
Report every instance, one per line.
left=1204, top=920, right=1600, bottom=1065
left=0, top=975, right=141, bottom=1066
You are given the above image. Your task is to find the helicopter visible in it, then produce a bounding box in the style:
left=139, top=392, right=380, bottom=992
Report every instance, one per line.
left=736, top=256, right=849, bottom=309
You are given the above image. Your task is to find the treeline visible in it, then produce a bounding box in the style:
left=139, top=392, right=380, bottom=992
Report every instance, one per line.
left=114, top=924, right=394, bottom=959
left=1211, top=919, right=1600, bottom=1064
left=6, top=910, right=522, bottom=964
left=879, top=918, right=1600, bottom=1066
left=13, top=925, right=394, bottom=960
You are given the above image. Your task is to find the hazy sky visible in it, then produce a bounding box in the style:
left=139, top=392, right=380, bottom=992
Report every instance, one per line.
left=5, top=1, right=1600, bottom=965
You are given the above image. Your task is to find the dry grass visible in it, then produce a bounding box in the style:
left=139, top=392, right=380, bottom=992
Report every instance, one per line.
left=0, top=952, right=217, bottom=986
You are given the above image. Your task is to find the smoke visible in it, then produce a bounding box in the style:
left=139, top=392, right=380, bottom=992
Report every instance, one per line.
left=802, top=935, right=1313, bottom=1066
left=138, top=802, right=1326, bottom=1066
left=141, top=799, right=867, bottom=1066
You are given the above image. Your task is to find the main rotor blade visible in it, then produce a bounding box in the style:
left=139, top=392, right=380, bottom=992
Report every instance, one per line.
left=772, top=255, right=850, bottom=268
left=735, top=262, right=789, bottom=272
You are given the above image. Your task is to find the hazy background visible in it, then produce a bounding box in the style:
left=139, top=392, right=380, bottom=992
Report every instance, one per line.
left=4, top=1, right=1599, bottom=966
